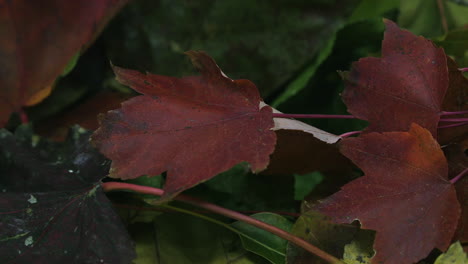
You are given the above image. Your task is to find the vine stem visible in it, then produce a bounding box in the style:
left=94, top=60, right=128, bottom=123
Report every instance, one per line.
left=102, top=182, right=344, bottom=264
left=440, top=110, right=468, bottom=116
left=439, top=118, right=468, bottom=122
left=272, top=113, right=355, bottom=119
left=272, top=112, right=468, bottom=122
left=450, top=167, right=468, bottom=184
left=339, top=131, right=362, bottom=138
left=113, top=203, right=302, bottom=217
left=438, top=121, right=468, bottom=129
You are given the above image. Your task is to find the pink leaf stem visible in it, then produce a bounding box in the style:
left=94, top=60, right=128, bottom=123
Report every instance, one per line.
left=272, top=113, right=355, bottom=119
left=339, top=131, right=362, bottom=138
left=102, top=182, right=343, bottom=264
left=450, top=167, right=468, bottom=184
left=440, top=110, right=468, bottom=116
left=438, top=122, right=468, bottom=129
left=439, top=118, right=468, bottom=122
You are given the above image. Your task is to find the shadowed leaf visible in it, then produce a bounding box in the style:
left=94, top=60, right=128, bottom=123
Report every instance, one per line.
left=0, top=0, right=128, bottom=126
left=0, top=126, right=135, bottom=263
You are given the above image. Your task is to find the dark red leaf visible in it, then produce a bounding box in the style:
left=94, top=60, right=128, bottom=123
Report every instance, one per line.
left=91, top=51, right=276, bottom=199
left=0, top=0, right=128, bottom=126
left=342, top=20, right=448, bottom=137
left=314, top=124, right=460, bottom=264
left=0, top=126, right=135, bottom=263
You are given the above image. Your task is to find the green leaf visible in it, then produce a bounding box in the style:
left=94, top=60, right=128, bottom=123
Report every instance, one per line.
left=398, top=0, right=468, bottom=38
left=342, top=231, right=375, bottom=264
left=126, top=175, right=164, bottom=189
left=445, top=1, right=468, bottom=28
left=203, top=163, right=250, bottom=195
left=349, top=0, right=399, bottom=23
left=61, top=52, right=80, bottom=76
left=398, top=0, right=443, bottom=37
left=294, top=172, right=323, bottom=201
left=231, top=213, right=294, bottom=264
left=272, top=35, right=337, bottom=107
left=272, top=0, right=398, bottom=107
left=435, top=28, right=468, bottom=66
left=129, top=212, right=267, bottom=264
left=105, top=0, right=360, bottom=97
left=434, top=241, right=468, bottom=264
left=287, top=210, right=359, bottom=264
left=275, top=19, right=383, bottom=136
left=129, top=213, right=268, bottom=264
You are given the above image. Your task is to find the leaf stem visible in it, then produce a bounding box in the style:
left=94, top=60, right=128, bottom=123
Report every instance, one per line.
left=339, top=131, right=362, bottom=138
left=438, top=121, right=468, bottom=129
left=160, top=204, right=288, bottom=257
left=459, top=67, right=468, bottom=72
left=440, top=110, right=468, bottom=116
left=439, top=118, right=468, bottom=122
left=272, top=113, right=355, bottom=119
left=113, top=203, right=301, bottom=217
left=102, top=182, right=344, bottom=264
left=450, top=167, right=468, bottom=184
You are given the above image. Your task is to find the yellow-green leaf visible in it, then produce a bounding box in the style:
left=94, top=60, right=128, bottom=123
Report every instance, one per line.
left=434, top=241, right=468, bottom=264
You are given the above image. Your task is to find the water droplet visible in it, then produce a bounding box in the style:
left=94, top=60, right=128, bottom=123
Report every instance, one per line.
left=27, top=195, right=37, bottom=204
left=68, top=169, right=74, bottom=173
left=24, top=236, right=33, bottom=246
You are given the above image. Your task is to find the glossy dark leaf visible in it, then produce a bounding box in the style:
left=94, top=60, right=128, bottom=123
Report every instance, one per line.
left=0, top=126, right=135, bottom=264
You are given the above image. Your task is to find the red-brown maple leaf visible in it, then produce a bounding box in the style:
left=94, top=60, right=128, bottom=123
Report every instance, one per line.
left=342, top=19, right=448, bottom=137
left=0, top=0, right=128, bottom=126
left=91, top=51, right=276, bottom=199
left=314, top=124, right=460, bottom=264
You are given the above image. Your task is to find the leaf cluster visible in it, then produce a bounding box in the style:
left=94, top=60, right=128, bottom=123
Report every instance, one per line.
left=0, top=1, right=467, bottom=264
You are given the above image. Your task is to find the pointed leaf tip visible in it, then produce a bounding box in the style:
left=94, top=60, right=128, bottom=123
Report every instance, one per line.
left=185, top=50, right=226, bottom=79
